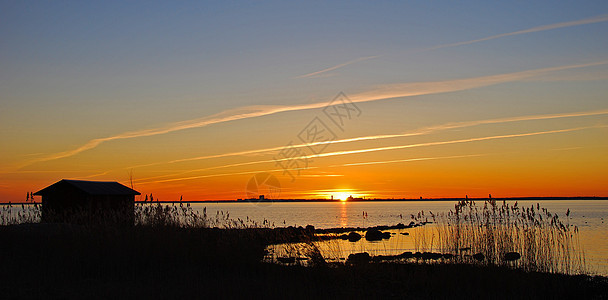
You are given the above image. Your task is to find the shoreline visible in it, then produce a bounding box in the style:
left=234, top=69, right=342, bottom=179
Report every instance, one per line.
left=3, top=196, right=608, bottom=205
left=148, top=196, right=608, bottom=203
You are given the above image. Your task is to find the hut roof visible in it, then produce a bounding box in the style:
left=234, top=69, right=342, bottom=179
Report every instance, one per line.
left=34, top=179, right=140, bottom=196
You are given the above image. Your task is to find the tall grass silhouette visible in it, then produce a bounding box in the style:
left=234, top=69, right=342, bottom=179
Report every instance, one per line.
left=134, top=200, right=275, bottom=228
left=411, top=199, right=585, bottom=274
left=0, top=199, right=588, bottom=275
left=0, top=202, right=41, bottom=225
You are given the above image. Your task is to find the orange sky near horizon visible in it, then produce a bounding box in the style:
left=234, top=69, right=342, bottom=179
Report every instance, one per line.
left=5, top=107, right=608, bottom=203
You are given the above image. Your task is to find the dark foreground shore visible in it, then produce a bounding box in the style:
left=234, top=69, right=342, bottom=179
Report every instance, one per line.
left=1, top=224, right=607, bottom=299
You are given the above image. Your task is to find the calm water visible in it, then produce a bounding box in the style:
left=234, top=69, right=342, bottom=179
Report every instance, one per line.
left=191, top=200, right=608, bottom=275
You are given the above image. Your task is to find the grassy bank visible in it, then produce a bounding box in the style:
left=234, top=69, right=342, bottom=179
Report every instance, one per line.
left=1, top=201, right=606, bottom=299
left=1, top=223, right=607, bottom=299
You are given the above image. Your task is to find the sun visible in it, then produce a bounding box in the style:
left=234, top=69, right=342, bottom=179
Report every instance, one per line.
left=333, top=192, right=351, bottom=201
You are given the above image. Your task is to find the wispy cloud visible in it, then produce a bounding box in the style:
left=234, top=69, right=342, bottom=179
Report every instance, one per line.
left=139, top=153, right=488, bottom=184
left=304, top=125, right=606, bottom=160
left=295, top=174, right=344, bottom=178
left=348, top=60, right=608, bottom=103
left=138, top=166, right=319, bottom=184
left=523, top=69, right=608, bottom=82
left=335, top=154, right=488, bottom=167
left=131, top=107, right=608, bottom=171
left=550, top=146, right=584, bottom=151
left=133, top=159, right=280, bottom=183
left=80, top=171, right=111, bottom=179
left=0, top=170, right=95, bottom=174
left=427, top=14, right=608, bottom=51
left=136, top=125, right=605, bottom=184
left=21, top=60, right=608, bottom=168
left=295, top=56, right=379, bottom=79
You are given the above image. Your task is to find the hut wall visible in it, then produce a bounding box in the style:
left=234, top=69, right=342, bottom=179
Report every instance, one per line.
left=42, top=188, right=134, bottom=225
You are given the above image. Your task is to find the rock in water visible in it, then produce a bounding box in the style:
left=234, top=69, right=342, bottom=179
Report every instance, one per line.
left=365, top=228, right=384, bottom=241
left=347, top=232, right=362, bottom=242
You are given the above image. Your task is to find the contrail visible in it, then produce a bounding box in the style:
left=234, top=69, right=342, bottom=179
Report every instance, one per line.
left=333, top=153, right=489, bottom=168
left=303, top=125, right=606, bottom=159
left=22, top=60, right=608, bottom=167
left=298, top=15, right=608, bottom=80
left=133, top=158, right=281, bottom=183
left=140, top=153, right=487, bottom=184
left=295, top=55, right=379, bottom=78
left=130, top=107, right=608, bottom=171
left=139, top=166, right=319, bottom=184
left=348, top=61, right=608, bottom=103
left=135, top=125, right=605, bottom=184
left=427, top=14, right=608, bottom=51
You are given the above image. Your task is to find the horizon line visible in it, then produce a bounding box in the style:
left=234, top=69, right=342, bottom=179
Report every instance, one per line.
left=5, top=195, right=607, bottom=205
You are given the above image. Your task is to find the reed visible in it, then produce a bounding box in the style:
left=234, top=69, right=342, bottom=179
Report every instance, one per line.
left=0, top=202, right=41, bottom=225
left=2, top=200, right=606, bottom=299
left=0, top=199, right=588, bottom=276
left=411, top=200, right=586, bottom=275
left=0, top=200, right=268, bottom=229
left=133, top=201, right=275, bottom=229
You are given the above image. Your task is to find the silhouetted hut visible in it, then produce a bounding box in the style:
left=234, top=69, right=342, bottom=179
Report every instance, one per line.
left=34, top=179, right=140, bottom=225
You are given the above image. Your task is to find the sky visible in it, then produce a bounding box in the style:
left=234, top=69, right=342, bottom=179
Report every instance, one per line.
left=1, top=1, right=608, bottom=202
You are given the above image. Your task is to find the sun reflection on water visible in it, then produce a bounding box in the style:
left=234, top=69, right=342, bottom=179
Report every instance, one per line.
left=339, top=200, right=348, bottom=228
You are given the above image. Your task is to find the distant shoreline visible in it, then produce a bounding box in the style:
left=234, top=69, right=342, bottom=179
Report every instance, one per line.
left=141, top=196, right=608, bottom=203
left=3, top=196, right=607, bottom=205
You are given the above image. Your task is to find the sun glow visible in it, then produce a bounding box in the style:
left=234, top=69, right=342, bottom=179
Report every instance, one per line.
left=332, top=192, right=352, bottom=201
